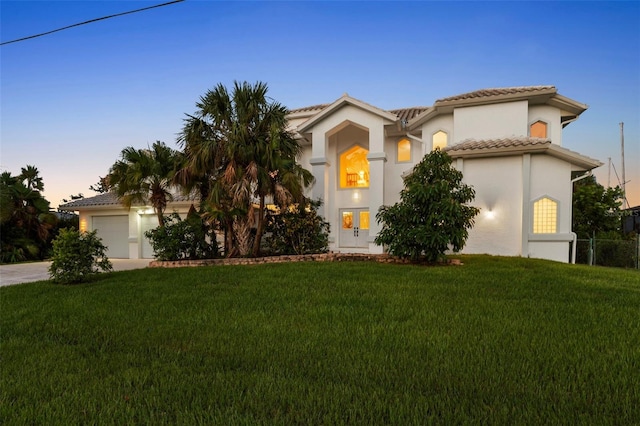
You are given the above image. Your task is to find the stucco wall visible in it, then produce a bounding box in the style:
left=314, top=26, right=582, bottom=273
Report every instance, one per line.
left=528, top=105, right=562, bottom=145
left=420, top=114, right=454, bottom=154
left=529, top=155, right=572, bottom=233
left=453, top=101, right=528, bottom=143
left=382, top=136, right=416, bottom=207
left=456, top=156, right=523, bottom=256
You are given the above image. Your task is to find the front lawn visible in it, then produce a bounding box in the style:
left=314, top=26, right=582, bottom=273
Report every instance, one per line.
left=1, top=256, right=639, bottom=424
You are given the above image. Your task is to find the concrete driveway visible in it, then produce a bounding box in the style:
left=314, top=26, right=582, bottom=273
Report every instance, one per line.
left=0, top=259, right=151, bottom=287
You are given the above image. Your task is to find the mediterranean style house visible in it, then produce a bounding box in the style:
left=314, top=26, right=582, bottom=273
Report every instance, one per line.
left=60, top=86, right=601, bottom=262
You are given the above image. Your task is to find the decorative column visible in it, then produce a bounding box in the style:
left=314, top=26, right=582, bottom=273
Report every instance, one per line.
left=521, top=154, right=531, bottom=257
left=367, top=123, right=386, bottom=253
left=309, top=157, right=330, bottom=219
left=308, top=128, right=330, bottom=219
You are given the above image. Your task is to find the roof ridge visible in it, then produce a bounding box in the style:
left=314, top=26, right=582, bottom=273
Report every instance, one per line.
left=436, top=85, right=557, bottom=103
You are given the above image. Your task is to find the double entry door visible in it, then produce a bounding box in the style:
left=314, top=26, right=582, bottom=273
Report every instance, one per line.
left=340, top=208, right=369, bottom=248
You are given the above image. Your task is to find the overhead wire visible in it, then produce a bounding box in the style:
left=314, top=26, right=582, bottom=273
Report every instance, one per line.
left=0, top=0, right=185, bottom=46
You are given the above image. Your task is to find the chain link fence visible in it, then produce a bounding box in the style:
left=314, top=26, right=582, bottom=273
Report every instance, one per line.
left=575, top=234, right=640, bottom=269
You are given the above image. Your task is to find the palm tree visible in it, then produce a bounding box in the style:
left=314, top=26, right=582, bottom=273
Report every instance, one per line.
left=1, top=169, right=57, bottom=261
left=19, top=165, right=44, bottom=191
left=107, top=141, right=181, bottom=227
left=178, top=81, right=314, bottom=257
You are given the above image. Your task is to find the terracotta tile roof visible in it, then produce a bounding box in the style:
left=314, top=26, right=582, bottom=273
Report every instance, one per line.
left=59, top=192, right=121, bottom=209
left=444, top=136, right=601, bottom=169
left=445, top=136, right=551, bottom=152
left=288, top=104, right=329, bottom=114
left=390, top=107, right=430, bottom=122
left=436, top=86, right=556, bottom=103
left=59, top=191, right=196, bottom=210
left=289, top=103, right=428, bottom=124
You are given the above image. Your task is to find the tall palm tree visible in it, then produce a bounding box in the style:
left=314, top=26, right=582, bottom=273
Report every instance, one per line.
left=19, top=165, right=44, bottom=191
left=1, top=169, right=57, bottom=261
left=178, top=81, right=314, bottom=257
left=108, top=141, right=181, bottom=227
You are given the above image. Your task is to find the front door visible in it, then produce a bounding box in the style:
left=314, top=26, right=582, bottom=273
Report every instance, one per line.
left=339, top=209, right=370, bottom=248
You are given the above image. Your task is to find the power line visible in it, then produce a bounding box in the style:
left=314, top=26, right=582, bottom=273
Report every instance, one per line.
left=1, top=0, right=185, bottom=46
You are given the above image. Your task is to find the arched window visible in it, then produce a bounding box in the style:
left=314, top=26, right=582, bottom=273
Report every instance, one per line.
left=530, top=121, right=548, bottom=138
left=340, top=145, right=369, bottom=188
left=397, top=138, right=411, bottom=162
left=432, top=131, right=448, bottom=151
left=533, top=197, right=557, bottom=233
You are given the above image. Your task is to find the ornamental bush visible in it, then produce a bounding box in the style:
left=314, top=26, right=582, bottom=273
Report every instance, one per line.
left=145, top=212, right=219, bottom=261
left=49, top=228, right=112, bottom=284
left=375, top=149, right=479, bottom=263
left=265, top=199, right=330, bottom=255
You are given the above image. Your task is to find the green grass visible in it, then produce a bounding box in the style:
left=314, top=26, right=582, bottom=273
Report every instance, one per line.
left=1, top=256, right=639, bottom=424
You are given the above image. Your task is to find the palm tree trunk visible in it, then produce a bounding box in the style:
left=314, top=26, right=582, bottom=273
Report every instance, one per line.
left=156, top=209, right=165, bottom=227
left=251, top=196, right=266, bottom=257
left=233, top=217, right=252, bottom=257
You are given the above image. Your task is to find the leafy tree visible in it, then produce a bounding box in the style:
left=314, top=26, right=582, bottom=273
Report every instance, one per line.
left=107, top=141, right=181, bottom=227
left=572, top=174, right=624, bottom=239
left=49, top=228, right=112, bottom=284
left=375, top=149, right=479, bottom=262
left=265, top=199, right=330, bottom=255
left=178, top=81, right=313, bottom=257
left=0, top=168, right=57, bottom=262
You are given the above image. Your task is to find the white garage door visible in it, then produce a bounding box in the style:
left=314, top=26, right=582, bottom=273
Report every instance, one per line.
left=92, top=215, right=129, bottom=258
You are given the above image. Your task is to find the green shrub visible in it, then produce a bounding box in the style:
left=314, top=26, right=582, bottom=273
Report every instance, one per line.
left=145, top=213, right=219, bottom=261
left=265, top=199, right=330, bottom=255
left=49, top=228, right=112, bottom=284
left=375, top=149, right=479, bottom=262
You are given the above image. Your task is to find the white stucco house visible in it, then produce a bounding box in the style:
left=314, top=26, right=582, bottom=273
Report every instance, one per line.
left=60, top=85, right=601, bottom=262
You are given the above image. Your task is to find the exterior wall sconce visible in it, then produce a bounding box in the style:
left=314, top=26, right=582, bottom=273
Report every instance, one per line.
left=485, top=209, right=495, bottom=220
left=352, top=190, right=361, bottom=202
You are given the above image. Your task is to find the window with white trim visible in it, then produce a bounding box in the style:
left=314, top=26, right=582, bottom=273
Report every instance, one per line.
left=533, top=197, right=557, bottom=233
left=432, top=130, right=447, bottom=151
left=530, top=120, right=548, bottom=138
left=397, top=138, right=411, bottom=162
left=339, top=145, right=369, bottom=188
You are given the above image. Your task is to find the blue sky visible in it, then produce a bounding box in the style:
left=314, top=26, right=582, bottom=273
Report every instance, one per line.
left=1, top=0, right=639, bottom=208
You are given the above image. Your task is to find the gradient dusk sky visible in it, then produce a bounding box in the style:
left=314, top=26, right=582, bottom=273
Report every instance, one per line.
left=1, top=1, right=639, bottom=208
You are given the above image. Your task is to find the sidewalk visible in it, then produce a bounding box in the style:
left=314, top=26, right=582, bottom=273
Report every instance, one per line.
left=0, top=259, right=151, bottom=287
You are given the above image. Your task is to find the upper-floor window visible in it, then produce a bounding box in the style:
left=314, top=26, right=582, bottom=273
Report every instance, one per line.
left=340, top=145, right=369, bottom=188
left=397, top=138, right=411, bottom=162
left=432, top=130, right=448, bottom=151
left=533, top=197, right=557, bottom=233
left=530, top=120, right=548, bottom=138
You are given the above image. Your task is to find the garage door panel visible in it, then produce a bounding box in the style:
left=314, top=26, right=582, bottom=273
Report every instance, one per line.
left=92, top=215, right=129, bottom=258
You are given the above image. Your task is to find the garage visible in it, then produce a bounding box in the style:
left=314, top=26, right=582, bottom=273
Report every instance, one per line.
left=92, top=215, right=129, bottom=258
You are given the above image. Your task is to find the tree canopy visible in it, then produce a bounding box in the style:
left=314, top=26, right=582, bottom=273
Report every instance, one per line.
left=1, top=166, right=58, bottom=262
left=178, top=81, right=313, bottom=257
left=375, top=149, right=479, bottom=262
left=572, top=174, right=624, bottom=239
left=107, top=141, right=182, bottom=227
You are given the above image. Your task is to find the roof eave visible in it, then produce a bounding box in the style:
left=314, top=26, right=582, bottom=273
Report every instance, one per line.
left=446, top=143, right=602, bottom=170
left=547, top=94, right=588, bottom=117
left=406, top=106, right=438, bottom=130
left=434, top=87, right=558, bottom=109
left=547, top=144, right=602, bottom=170
left=297, top=95, right=398, bottom=134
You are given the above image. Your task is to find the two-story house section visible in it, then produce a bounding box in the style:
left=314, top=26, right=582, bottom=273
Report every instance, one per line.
left=292, top=86, right=601, bottom=262
left=61, top=86, right=601, bottom=263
